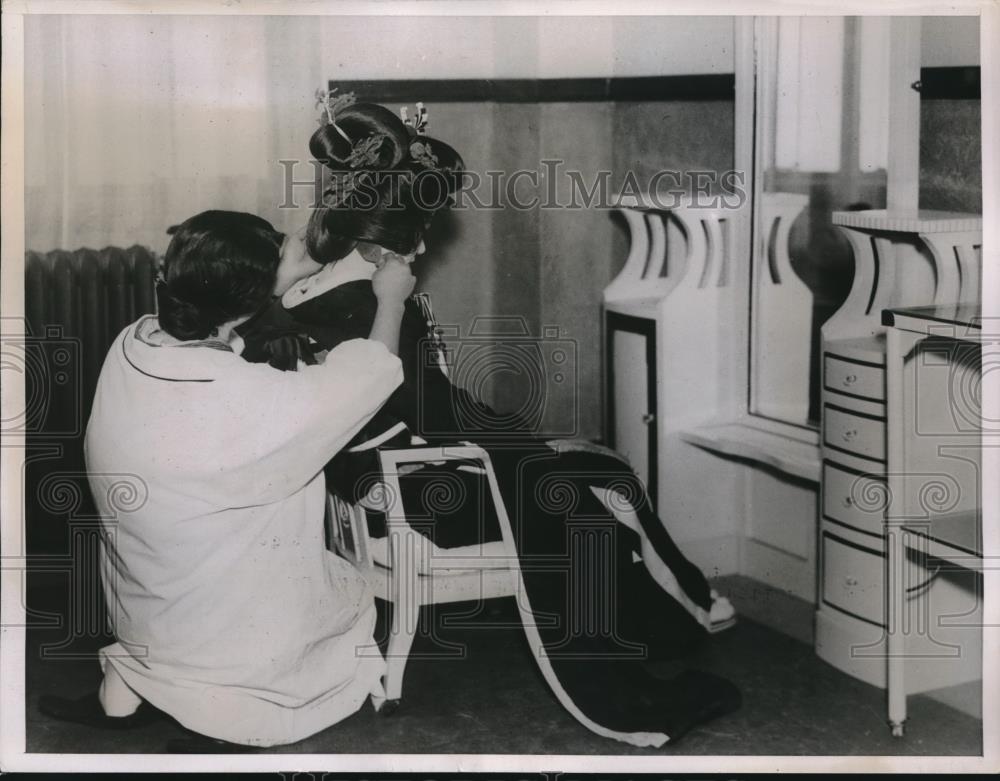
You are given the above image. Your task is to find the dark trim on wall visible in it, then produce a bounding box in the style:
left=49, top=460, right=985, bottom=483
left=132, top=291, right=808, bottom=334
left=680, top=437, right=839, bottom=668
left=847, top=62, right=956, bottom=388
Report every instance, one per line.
left=916, top=67, right=981, bottom=100
left=329, top=74, right=735, bottom=104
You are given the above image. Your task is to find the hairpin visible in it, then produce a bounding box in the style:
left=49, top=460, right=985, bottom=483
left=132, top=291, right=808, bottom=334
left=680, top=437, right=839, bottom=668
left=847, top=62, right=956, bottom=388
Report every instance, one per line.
left=400, top=102, right=429, bottom=135
left=315, top=87, right=356, bottom=144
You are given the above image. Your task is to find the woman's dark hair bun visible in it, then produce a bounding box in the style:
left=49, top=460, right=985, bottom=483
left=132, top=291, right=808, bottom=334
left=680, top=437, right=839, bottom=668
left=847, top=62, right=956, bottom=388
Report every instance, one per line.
left=155, top=280, right=217, bottom=341
left=305, top=97, right=465, bottom=262
left=309, top=103, right=410, bottom=174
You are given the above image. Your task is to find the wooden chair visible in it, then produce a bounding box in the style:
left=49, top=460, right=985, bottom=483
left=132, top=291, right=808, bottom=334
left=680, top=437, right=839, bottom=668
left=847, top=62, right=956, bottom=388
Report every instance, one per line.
left=325, top=444, right=518, bottom=713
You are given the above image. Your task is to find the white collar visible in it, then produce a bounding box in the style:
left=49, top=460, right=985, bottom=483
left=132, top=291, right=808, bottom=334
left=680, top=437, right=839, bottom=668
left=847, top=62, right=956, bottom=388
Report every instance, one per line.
left=121, top=316, right=238, bottom=383
left=281, top=249, right=375, bottom=308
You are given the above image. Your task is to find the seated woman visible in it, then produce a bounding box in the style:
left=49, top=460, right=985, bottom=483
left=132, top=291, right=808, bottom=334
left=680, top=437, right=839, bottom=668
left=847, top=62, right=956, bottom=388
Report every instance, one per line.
left=240, top=92, right=740, bottom=747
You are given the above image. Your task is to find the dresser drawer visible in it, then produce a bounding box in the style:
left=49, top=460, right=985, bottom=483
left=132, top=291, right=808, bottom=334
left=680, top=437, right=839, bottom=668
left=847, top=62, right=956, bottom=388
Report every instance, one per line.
left=822, top=462, right=886, bottom=537
left=824, top=405, right=885, bottom=462
left=822, top=533, right=884, bottom=627
left=824, top=355, right=885, bottom=402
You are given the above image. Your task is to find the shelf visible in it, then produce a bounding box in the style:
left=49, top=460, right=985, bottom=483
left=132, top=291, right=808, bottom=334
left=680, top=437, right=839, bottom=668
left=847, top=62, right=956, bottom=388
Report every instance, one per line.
left=882, top=303, right=983, bottom=333
left=901, top=509, right=982, bottom=563
left=831, top=209, right=982, bottom=233
left=604, top=296, right=662, bottom=320
left=681, top=421, right=821, bottom=483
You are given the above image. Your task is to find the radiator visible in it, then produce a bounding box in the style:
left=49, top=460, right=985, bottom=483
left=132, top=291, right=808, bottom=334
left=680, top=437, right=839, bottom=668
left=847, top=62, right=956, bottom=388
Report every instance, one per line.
left=22, top=245, right=158, bottom=607
left=25, top=246, right=158, bottom=417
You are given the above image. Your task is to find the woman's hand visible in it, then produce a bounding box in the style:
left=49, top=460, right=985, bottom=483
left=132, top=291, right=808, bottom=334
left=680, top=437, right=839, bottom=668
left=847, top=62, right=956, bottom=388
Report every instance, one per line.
left=368, top=257, right=414, bottom=355
left=273, top=225, right=322, bottom=297
left=372, top=256, right=416, bottom=306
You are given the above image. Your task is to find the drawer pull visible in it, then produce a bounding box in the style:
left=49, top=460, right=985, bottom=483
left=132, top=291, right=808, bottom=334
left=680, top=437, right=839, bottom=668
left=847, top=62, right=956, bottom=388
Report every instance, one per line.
left=842, top=496, right=854, bottom=508
left=842, top=374, right=858, bottom=387
left=842, top=429, right=858, bottom=443
left=845, top=577, right=859, bottom=587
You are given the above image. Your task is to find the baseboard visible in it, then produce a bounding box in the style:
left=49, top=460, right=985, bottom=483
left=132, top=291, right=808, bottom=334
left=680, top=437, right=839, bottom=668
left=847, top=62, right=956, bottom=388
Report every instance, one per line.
left=740, top=537, right=816, bottom=603
left=709, top=573, right=815, bottom=646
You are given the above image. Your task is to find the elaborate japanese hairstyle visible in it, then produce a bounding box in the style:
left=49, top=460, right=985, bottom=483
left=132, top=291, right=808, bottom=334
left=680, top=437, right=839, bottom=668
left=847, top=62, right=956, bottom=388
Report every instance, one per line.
left=306, top=89, right=464, bottom=263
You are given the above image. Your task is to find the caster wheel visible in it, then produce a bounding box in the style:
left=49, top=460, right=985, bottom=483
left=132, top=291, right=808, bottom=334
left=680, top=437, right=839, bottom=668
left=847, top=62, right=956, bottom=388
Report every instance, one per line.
left=890, top=722, right=905, bottom=738
left=380, top=699, right=401, bottom=717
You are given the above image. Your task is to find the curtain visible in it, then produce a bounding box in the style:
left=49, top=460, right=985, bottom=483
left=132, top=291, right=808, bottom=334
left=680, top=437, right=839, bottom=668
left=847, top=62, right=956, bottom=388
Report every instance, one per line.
left=24, top=14, right=329, bottom=254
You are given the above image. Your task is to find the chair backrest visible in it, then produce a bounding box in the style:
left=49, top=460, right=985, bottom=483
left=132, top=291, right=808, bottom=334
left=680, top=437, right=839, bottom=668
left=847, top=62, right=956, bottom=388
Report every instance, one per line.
left=325, top=492, right=372, bottom=568
left=411, top=291, right=450, bottom=378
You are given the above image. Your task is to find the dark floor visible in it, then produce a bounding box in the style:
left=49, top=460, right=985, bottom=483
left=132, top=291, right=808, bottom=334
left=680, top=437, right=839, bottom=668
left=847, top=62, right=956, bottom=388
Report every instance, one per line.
left=23, top=574, right=982, bottom=756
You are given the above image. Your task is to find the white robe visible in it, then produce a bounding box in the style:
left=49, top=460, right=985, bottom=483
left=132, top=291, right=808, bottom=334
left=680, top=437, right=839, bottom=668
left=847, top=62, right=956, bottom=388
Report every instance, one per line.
left=84, top=315, right=403, bottom=746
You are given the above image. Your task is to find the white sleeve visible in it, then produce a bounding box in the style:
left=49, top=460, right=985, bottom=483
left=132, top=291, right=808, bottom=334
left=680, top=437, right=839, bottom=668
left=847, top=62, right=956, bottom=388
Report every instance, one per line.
left=230, top=338, right=403, bottom=504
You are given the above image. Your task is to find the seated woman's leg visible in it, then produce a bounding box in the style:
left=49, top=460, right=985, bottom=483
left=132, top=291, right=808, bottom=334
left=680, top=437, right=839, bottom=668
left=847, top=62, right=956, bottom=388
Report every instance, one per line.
left=487, top=447, right=740, bottom=743
left=534, top=449, right=714, bottom=611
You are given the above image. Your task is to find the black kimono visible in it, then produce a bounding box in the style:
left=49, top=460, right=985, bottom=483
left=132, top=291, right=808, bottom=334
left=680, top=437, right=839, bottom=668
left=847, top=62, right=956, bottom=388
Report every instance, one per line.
left=238, top=275, right=740, bottom=747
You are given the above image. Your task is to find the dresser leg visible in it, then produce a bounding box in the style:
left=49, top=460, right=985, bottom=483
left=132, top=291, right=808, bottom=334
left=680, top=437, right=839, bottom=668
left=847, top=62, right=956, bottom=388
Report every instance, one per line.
left=885, top=327, right=912, bottom=738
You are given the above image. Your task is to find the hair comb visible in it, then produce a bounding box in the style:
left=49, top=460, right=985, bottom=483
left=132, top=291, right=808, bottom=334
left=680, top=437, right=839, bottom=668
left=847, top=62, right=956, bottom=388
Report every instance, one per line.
left=315, top=87, right=356, bottom=143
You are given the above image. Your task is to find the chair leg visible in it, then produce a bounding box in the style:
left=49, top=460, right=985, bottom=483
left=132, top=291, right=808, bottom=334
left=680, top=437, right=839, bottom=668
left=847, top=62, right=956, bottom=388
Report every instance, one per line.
left=382, top=530, right=422, bottom=706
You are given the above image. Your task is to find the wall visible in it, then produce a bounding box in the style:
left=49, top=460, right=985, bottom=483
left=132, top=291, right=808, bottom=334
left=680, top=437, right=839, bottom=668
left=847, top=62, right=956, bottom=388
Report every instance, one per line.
left=322, top=15, right=738, bottom=438
left=919, top=16, right=982, bottom=213
left=24, top=13, right=736, bottom=440
left=920, top=15, right=980, bottom=67
left=320, top=15, right=735, bottom=80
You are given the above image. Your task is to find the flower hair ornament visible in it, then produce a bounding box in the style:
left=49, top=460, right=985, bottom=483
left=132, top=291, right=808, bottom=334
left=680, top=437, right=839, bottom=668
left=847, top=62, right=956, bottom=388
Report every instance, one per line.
left=400, top=102, right=429, bottom=135
left=400, top=102, right=442, bottom=170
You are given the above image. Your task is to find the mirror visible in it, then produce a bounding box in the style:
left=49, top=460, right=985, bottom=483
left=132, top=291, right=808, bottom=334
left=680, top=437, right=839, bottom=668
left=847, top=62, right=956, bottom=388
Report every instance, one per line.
left=750, top=16, right=890, bottom=428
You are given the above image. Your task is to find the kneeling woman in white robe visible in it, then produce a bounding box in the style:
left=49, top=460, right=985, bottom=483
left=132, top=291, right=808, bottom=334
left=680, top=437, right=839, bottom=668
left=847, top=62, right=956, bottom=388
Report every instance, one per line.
left=78, top=210, right=414, bottom=747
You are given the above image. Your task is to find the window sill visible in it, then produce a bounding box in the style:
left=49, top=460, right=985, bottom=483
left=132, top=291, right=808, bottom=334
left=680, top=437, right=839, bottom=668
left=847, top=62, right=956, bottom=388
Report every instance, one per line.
left=680, top=419, right=821, bottom=483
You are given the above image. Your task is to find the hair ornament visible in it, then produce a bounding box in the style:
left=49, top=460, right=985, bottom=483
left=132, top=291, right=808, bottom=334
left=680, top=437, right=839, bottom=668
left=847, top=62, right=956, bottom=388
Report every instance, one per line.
left=409, top=140, right=440, bottom=170
left=400, top=102, right=429, bottom=136
left=315, top=87, right=356, bottom=144
left=336, top=132, right=390, bottom=169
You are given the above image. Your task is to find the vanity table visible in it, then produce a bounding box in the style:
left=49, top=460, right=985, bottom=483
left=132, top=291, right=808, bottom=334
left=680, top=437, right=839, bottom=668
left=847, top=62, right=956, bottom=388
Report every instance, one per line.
left=604, top=197, right=984, bottom=696
left=882, top=303, right=985, bottom=737
left=817, top=210, right=982, bottom=688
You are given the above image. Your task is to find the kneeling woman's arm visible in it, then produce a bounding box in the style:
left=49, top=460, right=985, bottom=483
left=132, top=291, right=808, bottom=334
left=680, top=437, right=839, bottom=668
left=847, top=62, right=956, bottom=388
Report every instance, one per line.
left=222, top=257, right=415, bottom=505
left=366, top=257, right=413, bottom=355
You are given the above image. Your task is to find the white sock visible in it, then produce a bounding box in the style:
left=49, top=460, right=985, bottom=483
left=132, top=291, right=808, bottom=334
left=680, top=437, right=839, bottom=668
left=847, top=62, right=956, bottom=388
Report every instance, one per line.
left=97, top=664, right=143, bottom=717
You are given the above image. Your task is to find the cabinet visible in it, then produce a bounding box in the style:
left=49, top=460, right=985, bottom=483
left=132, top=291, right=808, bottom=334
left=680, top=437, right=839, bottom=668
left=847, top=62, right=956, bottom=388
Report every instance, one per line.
left=816, top=210, right=982, bottom=689
left=602, top=196, right=754, bottom=575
